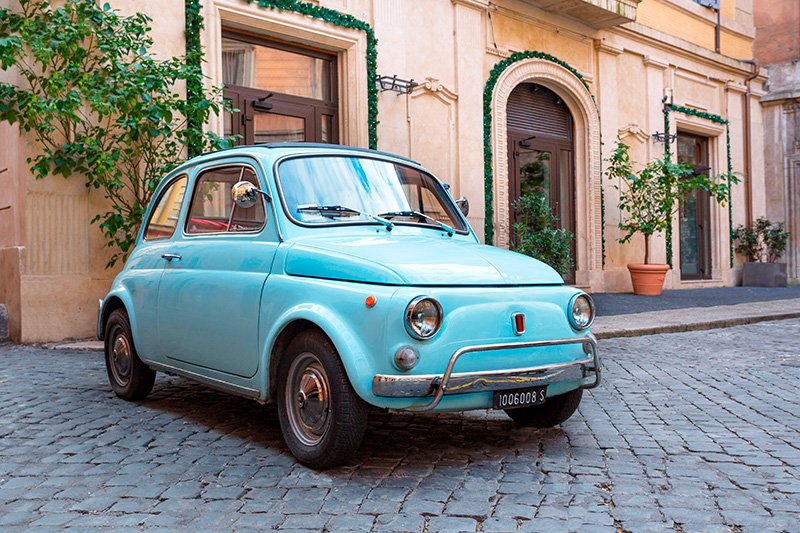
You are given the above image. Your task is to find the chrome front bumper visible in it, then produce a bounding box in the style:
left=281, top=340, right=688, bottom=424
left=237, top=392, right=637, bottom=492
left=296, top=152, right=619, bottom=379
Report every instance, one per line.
left=372, top=335, right=600, bottom=411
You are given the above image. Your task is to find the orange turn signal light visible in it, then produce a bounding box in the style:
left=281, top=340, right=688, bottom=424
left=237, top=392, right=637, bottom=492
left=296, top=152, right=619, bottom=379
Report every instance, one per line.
left=365, top=296, right=377, bottom=308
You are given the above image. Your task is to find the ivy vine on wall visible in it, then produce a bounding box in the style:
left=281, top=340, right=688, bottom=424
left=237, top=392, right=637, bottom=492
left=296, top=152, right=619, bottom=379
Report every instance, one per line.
left=662, top=104, right=734, bottom=268
left=184, top=0, right=379, bottom=153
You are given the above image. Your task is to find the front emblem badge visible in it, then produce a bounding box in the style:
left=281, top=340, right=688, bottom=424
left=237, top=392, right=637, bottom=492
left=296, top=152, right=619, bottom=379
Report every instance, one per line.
left=512, top=313, right=525, bottom=336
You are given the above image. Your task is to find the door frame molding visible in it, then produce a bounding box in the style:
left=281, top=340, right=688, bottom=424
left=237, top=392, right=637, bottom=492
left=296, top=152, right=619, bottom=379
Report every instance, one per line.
left=490, top=58, right=602, bottom=283
left=671, top=117, right=726, bottom=283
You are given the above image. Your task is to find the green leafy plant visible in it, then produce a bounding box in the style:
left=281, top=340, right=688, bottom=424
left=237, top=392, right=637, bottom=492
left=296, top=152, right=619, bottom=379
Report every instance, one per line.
left=606, top=139, right=737, bottom=264
left=733, top=217, right=790, bottom=263
left=511, top=192, right=573, bottom=277
left=0, top=0, right=230, bottom=266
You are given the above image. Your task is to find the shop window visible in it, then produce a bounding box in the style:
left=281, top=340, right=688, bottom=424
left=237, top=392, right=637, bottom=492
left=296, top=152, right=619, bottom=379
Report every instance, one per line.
left=222, top=30, right=338, bottom=145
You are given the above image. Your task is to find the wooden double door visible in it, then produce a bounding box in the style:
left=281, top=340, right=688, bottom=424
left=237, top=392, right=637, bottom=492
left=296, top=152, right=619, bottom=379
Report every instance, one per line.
left=507, top=83, right=576, bottom=283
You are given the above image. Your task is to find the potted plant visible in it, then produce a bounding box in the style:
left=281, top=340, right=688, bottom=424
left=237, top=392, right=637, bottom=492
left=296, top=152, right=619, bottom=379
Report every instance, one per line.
left=734, top=217, right=790, bottom=287
left=511, top=191, right=573, bottom=278
left=606, top=140, right=736, bottom=296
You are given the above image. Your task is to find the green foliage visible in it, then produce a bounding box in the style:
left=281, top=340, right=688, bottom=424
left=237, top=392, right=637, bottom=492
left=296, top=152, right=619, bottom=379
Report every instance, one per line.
left=511, top=192, right=573, bottom=277
left=607, top=139, right=737, bottom=264
left=733, top=217, right=790, bottom=263
left=0, top=0, right=230, bottom=267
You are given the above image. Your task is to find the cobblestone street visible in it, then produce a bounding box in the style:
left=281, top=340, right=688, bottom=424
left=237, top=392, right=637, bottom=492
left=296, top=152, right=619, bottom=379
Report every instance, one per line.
left=1, top=319, right=799, bottom=532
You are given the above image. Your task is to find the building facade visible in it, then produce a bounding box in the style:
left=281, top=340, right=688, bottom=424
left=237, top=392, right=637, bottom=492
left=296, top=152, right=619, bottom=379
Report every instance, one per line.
left=0, top=0, right=766, bottom=342
left=754, top=0, right=800, bottom=280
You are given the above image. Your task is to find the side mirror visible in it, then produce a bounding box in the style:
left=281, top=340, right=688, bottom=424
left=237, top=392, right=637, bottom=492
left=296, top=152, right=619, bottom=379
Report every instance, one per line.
left=231, top=181, right=269, bottom=209
left=456, top=197, right=469, bottom=217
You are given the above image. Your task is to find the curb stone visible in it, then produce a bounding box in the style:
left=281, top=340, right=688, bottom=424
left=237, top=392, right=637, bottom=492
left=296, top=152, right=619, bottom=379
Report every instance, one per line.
left=595, top=311, right=800, bottom=339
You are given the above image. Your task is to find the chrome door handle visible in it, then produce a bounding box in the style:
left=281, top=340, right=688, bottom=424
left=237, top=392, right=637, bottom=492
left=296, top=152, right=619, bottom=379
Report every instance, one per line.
left=161, top=253, right=182, bottom=262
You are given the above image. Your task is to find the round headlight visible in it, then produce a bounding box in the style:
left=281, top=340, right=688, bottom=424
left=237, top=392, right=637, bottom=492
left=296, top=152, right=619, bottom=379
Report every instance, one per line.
left=569, top=294, right=595, bottom=330
left=404, top=297, right=443, bottom=340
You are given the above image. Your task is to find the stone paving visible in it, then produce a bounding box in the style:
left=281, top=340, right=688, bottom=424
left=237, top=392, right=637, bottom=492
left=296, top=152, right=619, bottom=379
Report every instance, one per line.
left=1, top=319, right=800, bottom=532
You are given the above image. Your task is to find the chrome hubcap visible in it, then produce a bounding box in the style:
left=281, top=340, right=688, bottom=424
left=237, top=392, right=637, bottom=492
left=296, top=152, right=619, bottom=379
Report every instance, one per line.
left=110, top=330, right=132, bottom=386
left=285, top=353, right=331, bottom=446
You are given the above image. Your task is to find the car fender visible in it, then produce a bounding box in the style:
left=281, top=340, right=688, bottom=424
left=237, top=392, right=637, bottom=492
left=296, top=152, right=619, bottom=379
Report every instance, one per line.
left=262, top=302, right=384, bottom=404
left=97, top=286, right=139, bottom=345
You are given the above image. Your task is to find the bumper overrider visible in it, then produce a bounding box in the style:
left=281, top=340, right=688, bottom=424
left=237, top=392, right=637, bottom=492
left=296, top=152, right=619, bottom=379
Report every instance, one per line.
left=372, top=335, right=600, bottom=411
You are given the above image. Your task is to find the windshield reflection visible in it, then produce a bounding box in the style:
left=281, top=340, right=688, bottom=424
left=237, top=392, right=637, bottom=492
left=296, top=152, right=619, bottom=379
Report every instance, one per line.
left=277, top=156, right=467, bottom=232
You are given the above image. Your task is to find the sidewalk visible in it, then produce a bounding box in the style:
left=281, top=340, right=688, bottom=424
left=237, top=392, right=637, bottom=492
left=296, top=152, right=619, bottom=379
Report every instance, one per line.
left=591, top=286, right=800, bottom=339
left=44, top=287, right=800, bottom=350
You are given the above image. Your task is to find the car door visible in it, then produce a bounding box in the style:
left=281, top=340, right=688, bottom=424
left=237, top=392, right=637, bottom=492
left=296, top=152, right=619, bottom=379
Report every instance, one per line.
left=125, top=174, right=190, bottom=359
left=156, top=160, right=278, bottom=378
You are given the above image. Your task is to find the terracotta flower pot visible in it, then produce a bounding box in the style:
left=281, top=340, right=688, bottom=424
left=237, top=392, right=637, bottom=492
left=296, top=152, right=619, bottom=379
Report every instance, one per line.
left=627, top=263, right=669, bottom=296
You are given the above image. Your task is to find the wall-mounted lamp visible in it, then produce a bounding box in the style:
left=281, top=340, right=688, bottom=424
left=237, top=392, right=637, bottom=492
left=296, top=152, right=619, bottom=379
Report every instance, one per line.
left=652, top=131, right=677, bottom=143
left=376, top=75, right=418, bottom=95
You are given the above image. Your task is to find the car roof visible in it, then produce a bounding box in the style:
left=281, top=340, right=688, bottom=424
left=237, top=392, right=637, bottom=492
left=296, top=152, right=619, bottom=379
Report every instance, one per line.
left=190, top=142, right=420, bottom=167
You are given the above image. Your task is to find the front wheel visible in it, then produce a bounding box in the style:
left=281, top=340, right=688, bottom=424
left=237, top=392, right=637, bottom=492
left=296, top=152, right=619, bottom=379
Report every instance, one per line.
left=505, top=388, right=583, bottom=428
left=276, top=330, right=368, bottom=469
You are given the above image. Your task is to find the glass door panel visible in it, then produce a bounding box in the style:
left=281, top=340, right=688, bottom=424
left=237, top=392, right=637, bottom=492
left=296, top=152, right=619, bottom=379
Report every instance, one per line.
left=680, top=191, right=700, bottom=276
left=253, top=113, right=305, bottom=143
left=677, top=133, right=711, bottom=279
left=518, top=149, right=552, bottom=201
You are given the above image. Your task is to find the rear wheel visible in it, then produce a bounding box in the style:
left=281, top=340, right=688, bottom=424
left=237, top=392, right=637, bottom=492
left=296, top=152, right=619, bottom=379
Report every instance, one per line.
left=505, top=388, right=583, bottom=428
left=104, top=309, right=155, bottom=401
left=277, top=330, right=368, bottom=469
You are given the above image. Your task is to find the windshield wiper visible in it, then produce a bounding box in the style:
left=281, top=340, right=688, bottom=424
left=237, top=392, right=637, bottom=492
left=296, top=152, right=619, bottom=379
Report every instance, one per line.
left=378, top=210, right=455, bottom=236
left=297, top=205, right=394, bottom=231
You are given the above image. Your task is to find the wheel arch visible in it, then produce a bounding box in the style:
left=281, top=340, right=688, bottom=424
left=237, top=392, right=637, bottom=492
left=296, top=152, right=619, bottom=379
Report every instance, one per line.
left=268, top=319, right=322, bottom=400
left=263, top=308, right=376, bottom=405
left=97, top=290, right=139, bottom=346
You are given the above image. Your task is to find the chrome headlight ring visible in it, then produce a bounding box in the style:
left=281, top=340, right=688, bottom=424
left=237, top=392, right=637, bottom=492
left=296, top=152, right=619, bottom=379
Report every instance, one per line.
left=568, top=293, right=595, bottom=330
left=404, top=296, right=443, bottom=340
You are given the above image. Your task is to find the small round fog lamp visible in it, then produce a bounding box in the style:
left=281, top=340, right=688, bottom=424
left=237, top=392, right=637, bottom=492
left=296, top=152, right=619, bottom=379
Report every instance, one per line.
left=394, top=346, right=419, bottom=371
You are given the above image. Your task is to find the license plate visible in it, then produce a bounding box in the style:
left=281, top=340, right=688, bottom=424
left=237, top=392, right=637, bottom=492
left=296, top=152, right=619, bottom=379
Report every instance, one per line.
left=493, top=386, right=547, bottom=410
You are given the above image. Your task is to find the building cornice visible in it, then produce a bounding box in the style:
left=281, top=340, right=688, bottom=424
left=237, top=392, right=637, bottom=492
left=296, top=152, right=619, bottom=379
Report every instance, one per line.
left=451, top=0, right=491, bottom=10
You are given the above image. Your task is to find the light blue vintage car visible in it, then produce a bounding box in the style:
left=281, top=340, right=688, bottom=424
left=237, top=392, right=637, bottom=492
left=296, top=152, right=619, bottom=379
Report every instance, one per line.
left=98, top=143, right=599, bottom=468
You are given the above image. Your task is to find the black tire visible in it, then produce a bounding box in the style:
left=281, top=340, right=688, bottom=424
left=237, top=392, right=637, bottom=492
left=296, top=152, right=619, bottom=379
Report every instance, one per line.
left=276, top=330, right=368, bottom=469
left=104, top=309, right=155, bottom=401
left=505, top=388, right=583, bottom=428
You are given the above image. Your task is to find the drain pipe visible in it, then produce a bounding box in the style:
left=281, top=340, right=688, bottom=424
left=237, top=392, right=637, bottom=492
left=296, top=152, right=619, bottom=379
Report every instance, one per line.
left=741, top=59, right=760, bottom=227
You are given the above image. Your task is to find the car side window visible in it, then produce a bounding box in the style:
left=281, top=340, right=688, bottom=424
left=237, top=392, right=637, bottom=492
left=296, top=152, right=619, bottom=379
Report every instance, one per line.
left=144, top=175, right=188, bottom=241
left=186, top=165, right=266, bottom=235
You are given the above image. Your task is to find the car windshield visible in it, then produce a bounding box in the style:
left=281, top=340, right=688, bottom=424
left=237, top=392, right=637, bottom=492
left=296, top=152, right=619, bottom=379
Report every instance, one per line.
left=277, top=155, right=468, bottom=232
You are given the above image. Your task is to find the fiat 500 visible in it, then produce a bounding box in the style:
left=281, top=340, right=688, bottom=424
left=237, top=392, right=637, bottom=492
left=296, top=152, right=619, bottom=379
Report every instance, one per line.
left=98, top=143, right=599, bottom=468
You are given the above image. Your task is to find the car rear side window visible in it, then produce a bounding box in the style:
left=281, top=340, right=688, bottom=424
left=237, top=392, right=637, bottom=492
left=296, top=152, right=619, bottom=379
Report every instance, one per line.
left=186, top=165, right=266, bottom=234
left=144, top=175, right=188, bottom=241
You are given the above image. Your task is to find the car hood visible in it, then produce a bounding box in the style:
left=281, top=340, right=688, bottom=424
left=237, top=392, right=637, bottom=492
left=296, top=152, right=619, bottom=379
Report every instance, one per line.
left=283, top=234, right=563, bottom=286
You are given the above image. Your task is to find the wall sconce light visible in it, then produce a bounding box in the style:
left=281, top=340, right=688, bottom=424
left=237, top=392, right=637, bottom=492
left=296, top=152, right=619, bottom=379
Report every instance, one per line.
left=652, top=131, right=677, bottom=143
left=376, top=75, right=418, bottom=95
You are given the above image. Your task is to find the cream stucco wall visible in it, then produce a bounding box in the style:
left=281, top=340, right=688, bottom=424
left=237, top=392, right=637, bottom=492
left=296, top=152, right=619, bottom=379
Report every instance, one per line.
left=0, top=0, right=764, bottom=341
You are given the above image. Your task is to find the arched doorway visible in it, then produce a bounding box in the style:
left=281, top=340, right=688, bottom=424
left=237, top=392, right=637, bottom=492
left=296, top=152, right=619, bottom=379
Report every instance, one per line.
left=488, top=56, right=602, bottom=290
left=507, top=83, right=575, bottom=282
